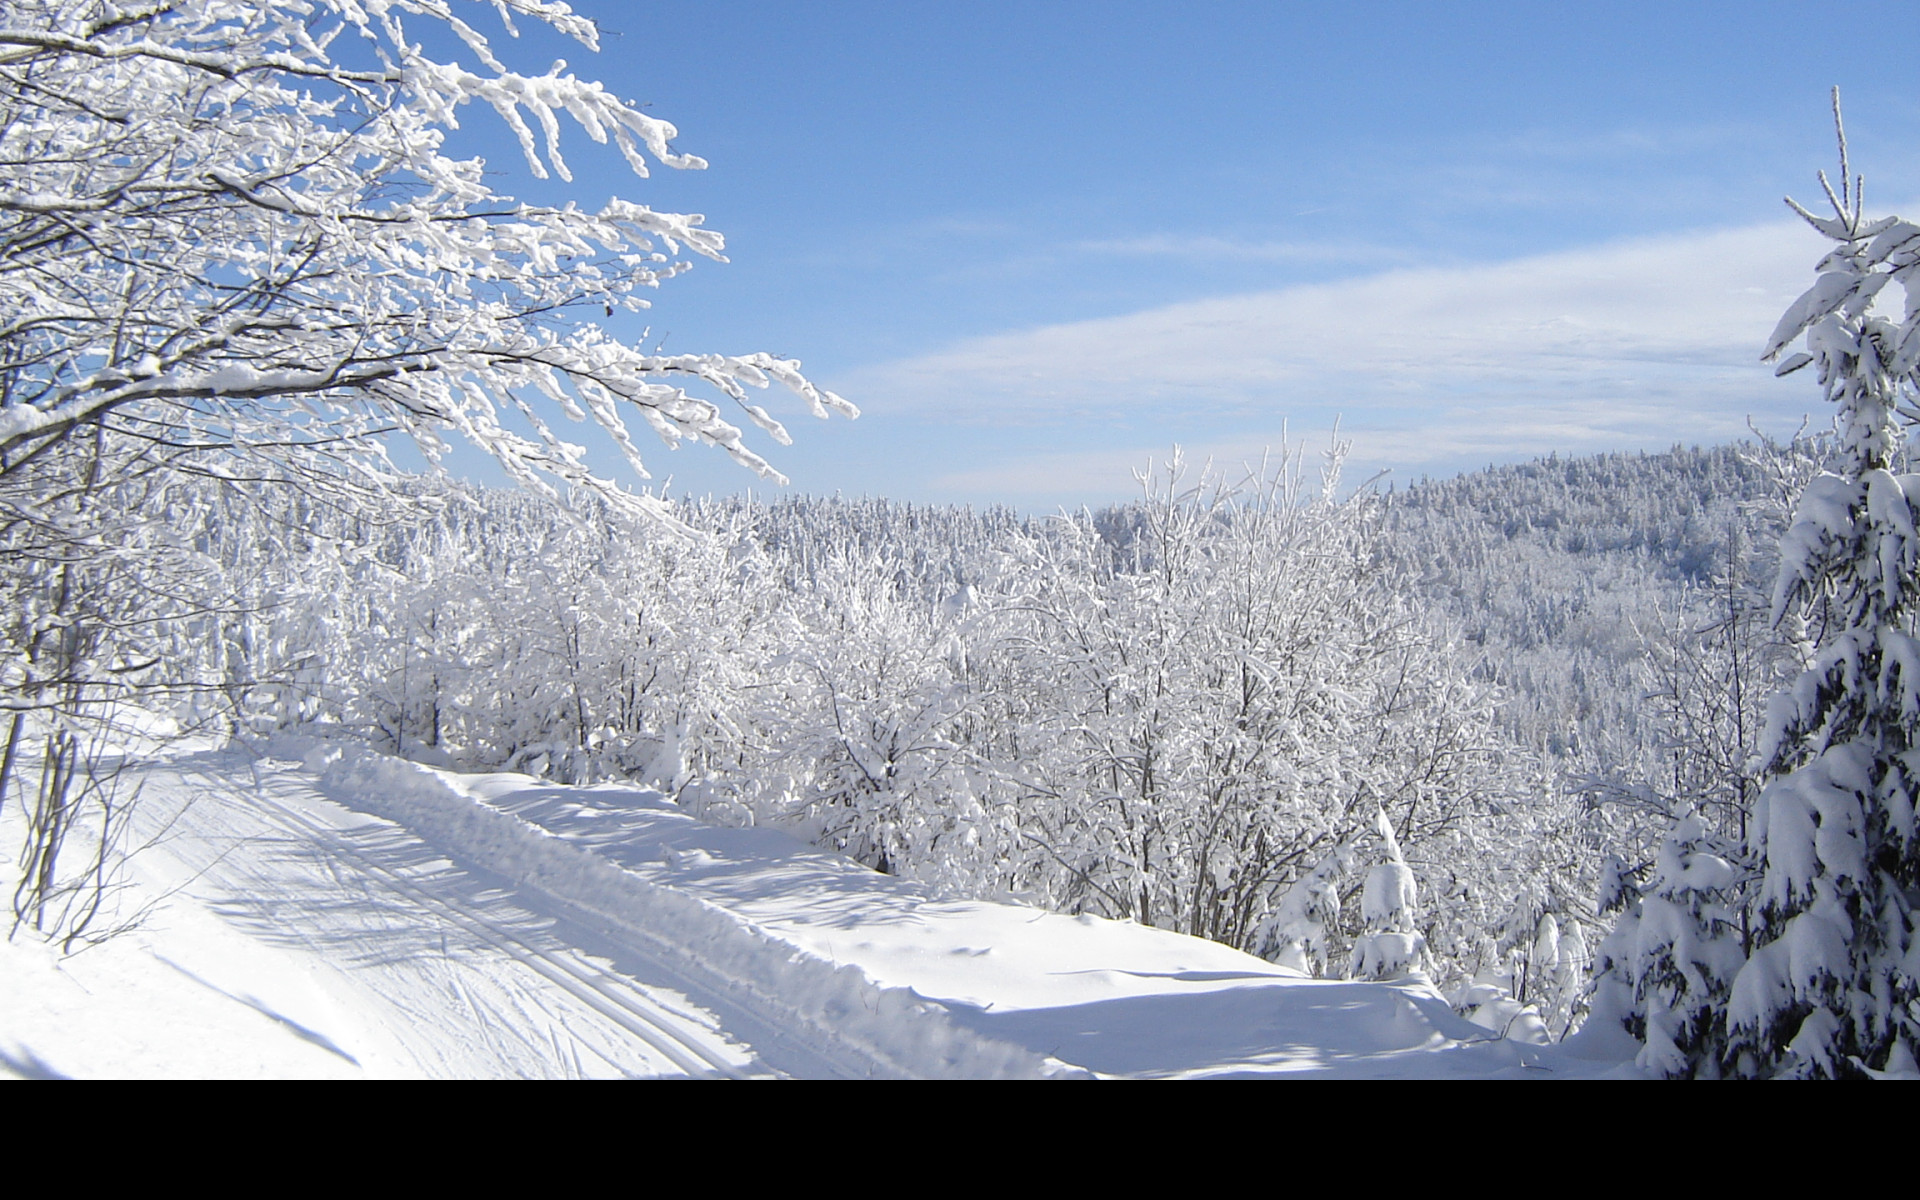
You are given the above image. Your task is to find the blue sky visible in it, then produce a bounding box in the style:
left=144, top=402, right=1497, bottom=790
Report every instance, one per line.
left=429, top=1, right=1920, bottom=507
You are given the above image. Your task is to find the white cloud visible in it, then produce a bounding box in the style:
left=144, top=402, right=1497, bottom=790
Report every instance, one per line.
left=849, top=219, right=1829, bottom=455
left=1071, top=234, right=1410, bottom=266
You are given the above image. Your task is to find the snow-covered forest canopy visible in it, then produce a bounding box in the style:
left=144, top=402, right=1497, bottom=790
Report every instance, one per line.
left=6, top=2, right=1920, bottom=1078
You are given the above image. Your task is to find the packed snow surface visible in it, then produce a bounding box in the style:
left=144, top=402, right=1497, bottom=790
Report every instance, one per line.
left=2, top=741, right=1635, bottom=1078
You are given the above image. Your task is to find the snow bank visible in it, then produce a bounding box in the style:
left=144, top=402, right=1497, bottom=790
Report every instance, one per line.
left=301, top=741, right=1067, bottom=1079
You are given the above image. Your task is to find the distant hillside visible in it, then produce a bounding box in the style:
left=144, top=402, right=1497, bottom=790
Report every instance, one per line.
left=1383, top=443, right=1794, bottom=594
left=1377, top=439, right=1819, bottom=782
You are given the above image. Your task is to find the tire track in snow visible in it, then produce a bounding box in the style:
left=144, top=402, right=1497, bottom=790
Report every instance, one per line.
left=199, top=747, right=1059, bottom=1078
left=299, top=748, right=990, bottom=1075
left=502, top=883, right=885, bottom=1078
left=301, top=746, right=1056, bottom=1079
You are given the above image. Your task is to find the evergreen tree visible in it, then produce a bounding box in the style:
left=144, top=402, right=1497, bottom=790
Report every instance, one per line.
left=1347, top=809, right=1431, bottom=980
left=1728, top=92, right=1920, bottom=1077
left=1594, top=816, right=1749, bottom=1076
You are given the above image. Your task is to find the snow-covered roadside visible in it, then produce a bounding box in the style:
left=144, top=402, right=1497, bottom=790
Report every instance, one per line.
left=4, top=740, right=1640, bottom=1078
left=306, top=742, right=1638, bottom=1079
left=305, top=742, right=1065, bottom=1079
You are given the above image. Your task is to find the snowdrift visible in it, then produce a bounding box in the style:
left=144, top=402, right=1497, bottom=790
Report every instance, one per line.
left=305, top=741, right=1065, bottom=1079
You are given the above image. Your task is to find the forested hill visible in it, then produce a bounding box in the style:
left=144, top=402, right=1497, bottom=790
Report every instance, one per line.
left=1360, top=442, right=1812, bottom=774
left=1382, top=442, right=1796, bottom=596
left=679, top=440, right=1810, bottom=798
left=688, top=442, right=1797, bottom=601
left=681, top=440, right=1810, bottom=774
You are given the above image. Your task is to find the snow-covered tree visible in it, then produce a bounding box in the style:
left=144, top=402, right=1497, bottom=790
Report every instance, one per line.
left=1253, top=845, right=1352, bottom=975
left=1593, top=814, right=1749, bottom=1076
left=0, top=0, right=854, bottom=879
left=1347, top=808, right=1431, bottom=980
left=747, top=548, right=994, bottom=887
left=0, top=0, right=853, bottom=515
left=1730, top=93, right=1920, bottom=1077
left=982, top=444, right=1530, bottom=971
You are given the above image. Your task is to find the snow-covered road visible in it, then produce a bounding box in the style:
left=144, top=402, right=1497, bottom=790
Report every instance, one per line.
left=2, top=742, right=1638, bottom=1078
left=172, top=757, right=780, bottom=1078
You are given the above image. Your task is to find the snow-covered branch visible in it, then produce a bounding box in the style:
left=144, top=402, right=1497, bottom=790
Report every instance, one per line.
left=0, top=0, right=851, bottom=509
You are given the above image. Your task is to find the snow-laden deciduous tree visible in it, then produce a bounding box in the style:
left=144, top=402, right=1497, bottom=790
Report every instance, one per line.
left=1730, top=93, right=1920, bottom=1077
left=741, top=548, right=996, bottom=887
left=978, top=445, right=1532, bottom=972
left=0, top=1, right=857, bottom=951
left=0, top=0, right=853, bottom=513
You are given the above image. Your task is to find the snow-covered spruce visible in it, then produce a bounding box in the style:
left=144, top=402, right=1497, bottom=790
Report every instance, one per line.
left=1348, top=809, right=1431, bottom=981
left=1731, top=93, right=1920, bottom=1077
left=1254, top=843, right=1353, bottom=976
left=1592, top=818, right=1749, bottom=1076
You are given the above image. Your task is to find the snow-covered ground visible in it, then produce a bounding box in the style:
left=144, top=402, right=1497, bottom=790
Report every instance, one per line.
left=2, top=741, right=1638, bottom=1078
